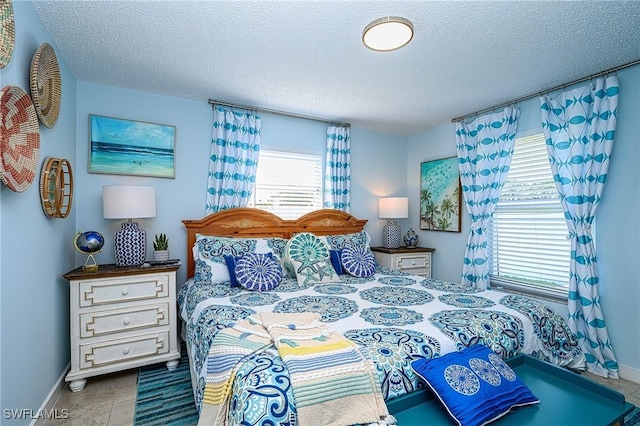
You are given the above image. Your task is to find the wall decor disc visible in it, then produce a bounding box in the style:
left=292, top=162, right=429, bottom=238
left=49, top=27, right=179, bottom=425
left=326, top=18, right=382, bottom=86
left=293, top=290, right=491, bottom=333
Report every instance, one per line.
left=29, top=42, right=61, bottom=128
left=0, top=85, right=40, bottom=192
left=39, top=157, right=73, bottom=218
left=0, top=0, right=14, bottom=69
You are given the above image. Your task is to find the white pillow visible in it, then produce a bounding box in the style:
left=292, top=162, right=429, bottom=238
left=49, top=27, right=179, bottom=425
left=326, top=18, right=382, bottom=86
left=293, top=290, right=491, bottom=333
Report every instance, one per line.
left=285, top=232, right=340, bottom=286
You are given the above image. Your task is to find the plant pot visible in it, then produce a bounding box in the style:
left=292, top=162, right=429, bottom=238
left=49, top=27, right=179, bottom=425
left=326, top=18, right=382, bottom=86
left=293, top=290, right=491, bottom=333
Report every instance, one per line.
left=153, top=250, right=170, bottom=262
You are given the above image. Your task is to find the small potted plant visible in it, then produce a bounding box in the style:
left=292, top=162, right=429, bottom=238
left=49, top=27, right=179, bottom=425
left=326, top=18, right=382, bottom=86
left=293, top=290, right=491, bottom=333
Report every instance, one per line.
left=153, top=233, right=170, bottom=261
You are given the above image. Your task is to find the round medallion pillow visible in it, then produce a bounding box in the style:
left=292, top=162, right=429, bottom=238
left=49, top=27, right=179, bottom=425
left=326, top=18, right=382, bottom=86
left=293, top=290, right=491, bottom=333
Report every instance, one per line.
left=341, top=244, right=376, bottom=278
left=235, top=252, right=283, bottom=291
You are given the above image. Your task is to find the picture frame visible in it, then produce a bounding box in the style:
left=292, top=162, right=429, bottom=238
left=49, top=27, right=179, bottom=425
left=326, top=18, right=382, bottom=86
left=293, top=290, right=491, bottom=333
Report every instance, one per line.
left=88, top=114, right=176, bottom=178
left=420, top=156, right=462, bottom=232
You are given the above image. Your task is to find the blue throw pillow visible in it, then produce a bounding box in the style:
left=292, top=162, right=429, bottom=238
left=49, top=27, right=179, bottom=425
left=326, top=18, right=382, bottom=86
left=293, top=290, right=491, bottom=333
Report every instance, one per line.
left=329, top=249, right=343, bottom=274
left=341, top=244, right=376, bottom=278
left=225, top=253, right=276, bottom=288
left=235, top=252, right=283, bottom=292
left=411, top=344, right=539, bottom=426
left=223, top=255, right=240, bottom=287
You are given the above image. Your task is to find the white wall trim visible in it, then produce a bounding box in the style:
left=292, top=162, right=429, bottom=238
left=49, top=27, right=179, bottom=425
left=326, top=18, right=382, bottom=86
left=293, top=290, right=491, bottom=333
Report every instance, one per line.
left=30, top=363, right=70, bottom=426
left=619, top=363, right=640, bottom=385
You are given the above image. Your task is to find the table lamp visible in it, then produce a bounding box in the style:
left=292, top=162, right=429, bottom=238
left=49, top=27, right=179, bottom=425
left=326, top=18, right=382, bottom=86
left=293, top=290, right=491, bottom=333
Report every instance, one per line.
left=103, top=185, right=156, bottom=266
left=379, top=197, right=408, bottom=249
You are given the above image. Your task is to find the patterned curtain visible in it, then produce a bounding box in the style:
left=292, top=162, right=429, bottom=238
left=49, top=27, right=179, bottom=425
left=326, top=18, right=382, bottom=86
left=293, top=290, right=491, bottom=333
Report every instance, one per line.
left=205, top=106, right=261, bottom=214
left=540, top=76, right=619, bottom=378
left=455, top=108, right=520, bottom=290
left=323, top=125, right=351, bottom=212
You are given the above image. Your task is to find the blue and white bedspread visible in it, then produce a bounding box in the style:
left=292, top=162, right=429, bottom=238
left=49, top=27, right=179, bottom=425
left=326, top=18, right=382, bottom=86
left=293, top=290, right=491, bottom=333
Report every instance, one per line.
left=178, top=268, right=585, bottom=425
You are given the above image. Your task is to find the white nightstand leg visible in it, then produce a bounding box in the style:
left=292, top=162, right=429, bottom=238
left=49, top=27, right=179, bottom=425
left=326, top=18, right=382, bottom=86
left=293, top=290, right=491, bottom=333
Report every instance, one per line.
left=166, top=359, right=179, bottom=371
left=69, top=379, right=87, bottom=392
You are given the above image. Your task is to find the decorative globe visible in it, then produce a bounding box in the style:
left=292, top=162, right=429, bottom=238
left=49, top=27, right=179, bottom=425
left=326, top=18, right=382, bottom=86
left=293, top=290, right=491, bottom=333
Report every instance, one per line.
left=74, top=231, right=105, bottom=254
left=73, top=231, right=104, bottom=272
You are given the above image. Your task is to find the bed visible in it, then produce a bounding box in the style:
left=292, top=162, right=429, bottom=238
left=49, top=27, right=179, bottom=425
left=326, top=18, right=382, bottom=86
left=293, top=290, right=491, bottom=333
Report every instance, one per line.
left=178, top=208, right=585, bottom=425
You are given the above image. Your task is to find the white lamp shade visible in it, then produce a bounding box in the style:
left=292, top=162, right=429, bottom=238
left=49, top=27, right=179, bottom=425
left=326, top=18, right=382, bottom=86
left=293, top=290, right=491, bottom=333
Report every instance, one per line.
left=379, top=197, right=408, bottom=219
left=103, top=185, right=156, bottom=219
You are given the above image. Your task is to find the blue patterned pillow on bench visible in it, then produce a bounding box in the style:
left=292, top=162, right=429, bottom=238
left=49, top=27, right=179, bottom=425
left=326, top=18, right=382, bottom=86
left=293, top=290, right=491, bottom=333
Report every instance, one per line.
left=411, top=344, right=539, bottom=426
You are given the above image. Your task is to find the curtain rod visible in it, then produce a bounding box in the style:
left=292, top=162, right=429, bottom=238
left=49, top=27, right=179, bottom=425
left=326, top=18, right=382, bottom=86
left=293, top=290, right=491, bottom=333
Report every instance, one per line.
left=451, top=58, right=640, bottom=123
left=208, top=99, right=350, bottom=128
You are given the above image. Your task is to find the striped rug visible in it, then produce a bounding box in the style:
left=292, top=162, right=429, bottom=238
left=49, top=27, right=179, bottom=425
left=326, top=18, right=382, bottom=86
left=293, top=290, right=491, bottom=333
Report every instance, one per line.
left=627, top=406, right=640, bottom=426
left=134, top=343, right=198, bottom=425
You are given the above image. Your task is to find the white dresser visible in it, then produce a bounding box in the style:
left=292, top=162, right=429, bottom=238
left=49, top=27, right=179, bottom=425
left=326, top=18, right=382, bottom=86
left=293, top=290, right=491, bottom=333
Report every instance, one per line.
left=63, top=263, right=181, bottom=392
left=371, top=246, right=435, bottom=277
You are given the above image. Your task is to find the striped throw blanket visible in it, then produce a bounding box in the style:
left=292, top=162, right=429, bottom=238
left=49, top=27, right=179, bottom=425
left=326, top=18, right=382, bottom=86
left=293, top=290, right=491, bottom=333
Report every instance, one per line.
left=199, top=312, right=392, bottom=426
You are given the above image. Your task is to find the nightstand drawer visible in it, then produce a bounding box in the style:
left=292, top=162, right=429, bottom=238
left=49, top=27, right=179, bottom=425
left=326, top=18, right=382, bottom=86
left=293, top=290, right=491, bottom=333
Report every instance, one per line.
left=79, top=274, right=169, bottom=307
left=396, top=255, right=429, bottom=270
left=80, top=302, right=169, bottom=338
left=79, top=331, right=170, bottom=370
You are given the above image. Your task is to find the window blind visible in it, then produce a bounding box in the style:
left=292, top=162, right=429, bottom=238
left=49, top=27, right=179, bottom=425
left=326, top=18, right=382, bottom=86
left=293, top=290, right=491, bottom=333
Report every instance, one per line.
left=248, top=150, right=322, bottom=219
left=488, top=133, right=570, bottom=293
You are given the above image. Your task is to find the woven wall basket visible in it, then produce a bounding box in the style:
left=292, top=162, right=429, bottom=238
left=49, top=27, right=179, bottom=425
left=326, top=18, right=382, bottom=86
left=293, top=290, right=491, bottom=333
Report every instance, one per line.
left=0, top=85, right=40, bottom=192
left=30, top=42, right=61, bottom=128
left=0, top=0, right=14, bottom=69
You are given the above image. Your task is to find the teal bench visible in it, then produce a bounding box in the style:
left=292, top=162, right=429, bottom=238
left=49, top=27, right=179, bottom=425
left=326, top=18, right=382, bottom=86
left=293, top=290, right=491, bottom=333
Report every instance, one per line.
left=387, top=355, right=634, bottom=426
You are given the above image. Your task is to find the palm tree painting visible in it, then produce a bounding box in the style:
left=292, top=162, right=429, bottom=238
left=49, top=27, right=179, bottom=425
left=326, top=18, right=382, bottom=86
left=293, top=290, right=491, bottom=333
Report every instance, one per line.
left=420, top=157, right=461, bottom=232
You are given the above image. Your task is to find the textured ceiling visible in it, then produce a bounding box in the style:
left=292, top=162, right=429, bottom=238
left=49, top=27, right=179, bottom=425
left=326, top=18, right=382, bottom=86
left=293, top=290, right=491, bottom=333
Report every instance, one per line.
left=33, top=0, right=640, bottom=136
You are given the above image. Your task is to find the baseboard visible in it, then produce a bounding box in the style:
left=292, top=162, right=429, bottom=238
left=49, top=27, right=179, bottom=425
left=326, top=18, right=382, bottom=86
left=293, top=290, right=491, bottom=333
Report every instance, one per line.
left=30, top=363, right=70, bottom=426
left=619, top=363, right=640, bottom=384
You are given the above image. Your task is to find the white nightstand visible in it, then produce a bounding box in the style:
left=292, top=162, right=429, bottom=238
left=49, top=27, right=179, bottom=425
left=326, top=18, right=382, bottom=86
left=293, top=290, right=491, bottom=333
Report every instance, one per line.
left=371, top=246, right=435, bottom=277
left=63, top=263, right=181, bottom=392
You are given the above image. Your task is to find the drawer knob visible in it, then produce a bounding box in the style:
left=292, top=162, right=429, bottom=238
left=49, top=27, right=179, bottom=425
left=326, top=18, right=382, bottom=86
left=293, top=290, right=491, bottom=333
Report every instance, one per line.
left=411, top=260, right=416, bottom=265
left=122, top=318, right=130, bottom=326
left=123, top=347, right=130, bottom=355
left=121, top=288, right=129, bottom=296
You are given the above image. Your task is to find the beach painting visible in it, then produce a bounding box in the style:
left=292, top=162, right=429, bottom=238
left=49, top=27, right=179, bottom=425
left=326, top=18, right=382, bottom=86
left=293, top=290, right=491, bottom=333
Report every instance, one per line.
left=420, top=156, right=462, bottom=232
left=89, top=115, right=176, bottom=178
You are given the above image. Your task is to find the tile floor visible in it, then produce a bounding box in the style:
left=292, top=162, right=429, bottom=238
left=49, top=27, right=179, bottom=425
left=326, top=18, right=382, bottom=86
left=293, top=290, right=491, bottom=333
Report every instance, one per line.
left=45, top=368, right=640, bottom=425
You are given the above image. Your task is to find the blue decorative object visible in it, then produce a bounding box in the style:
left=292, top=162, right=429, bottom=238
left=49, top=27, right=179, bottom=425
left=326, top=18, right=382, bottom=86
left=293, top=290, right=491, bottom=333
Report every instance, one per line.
left=403, top=228, right=419, bottom=248
left=113, top=221, right=146, bottom=266
left=329, top=249, right=343, bottom=274
left=341, top=244, right=375, bottom=278
left=73, top=231, right=104, bottom=271
left=411, top=344, right=539, bottom=426
left=235, top=252, right=282, bottom=292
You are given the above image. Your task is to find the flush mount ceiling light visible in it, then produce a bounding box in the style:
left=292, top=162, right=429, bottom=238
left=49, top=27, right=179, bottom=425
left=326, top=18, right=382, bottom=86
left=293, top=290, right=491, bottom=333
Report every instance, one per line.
left=362, top=16, right=414, bottom=52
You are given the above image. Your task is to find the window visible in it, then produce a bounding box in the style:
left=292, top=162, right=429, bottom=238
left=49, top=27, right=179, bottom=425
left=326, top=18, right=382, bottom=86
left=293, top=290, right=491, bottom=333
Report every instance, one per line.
left=488, top=132, right=570, bottom=298
left=247, top=150, right=322, bottom=219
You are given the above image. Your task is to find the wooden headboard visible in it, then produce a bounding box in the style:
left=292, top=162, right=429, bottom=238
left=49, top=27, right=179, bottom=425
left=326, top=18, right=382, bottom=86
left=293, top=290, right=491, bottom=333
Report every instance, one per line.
left=182, top=208, right=368, bottom=278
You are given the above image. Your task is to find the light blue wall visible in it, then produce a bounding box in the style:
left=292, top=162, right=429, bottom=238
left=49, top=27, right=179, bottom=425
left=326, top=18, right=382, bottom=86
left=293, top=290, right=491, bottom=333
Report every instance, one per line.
left=407, top=65, right=640, bottom=376
left=75, top=83, right=407, bottom=286
left=0, top=1, right=78, bottom=420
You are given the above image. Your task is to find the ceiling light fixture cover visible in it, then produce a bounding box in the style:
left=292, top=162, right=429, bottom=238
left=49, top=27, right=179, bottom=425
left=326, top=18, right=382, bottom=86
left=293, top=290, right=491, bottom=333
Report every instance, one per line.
left=363, top=16, right=414, bottom=52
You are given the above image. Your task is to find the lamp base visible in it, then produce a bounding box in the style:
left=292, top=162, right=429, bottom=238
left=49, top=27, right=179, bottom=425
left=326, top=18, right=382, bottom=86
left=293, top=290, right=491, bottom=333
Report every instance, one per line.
left=114, top=221, right=146, bottom=266
left=383, top=220, right=401, bottom=249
